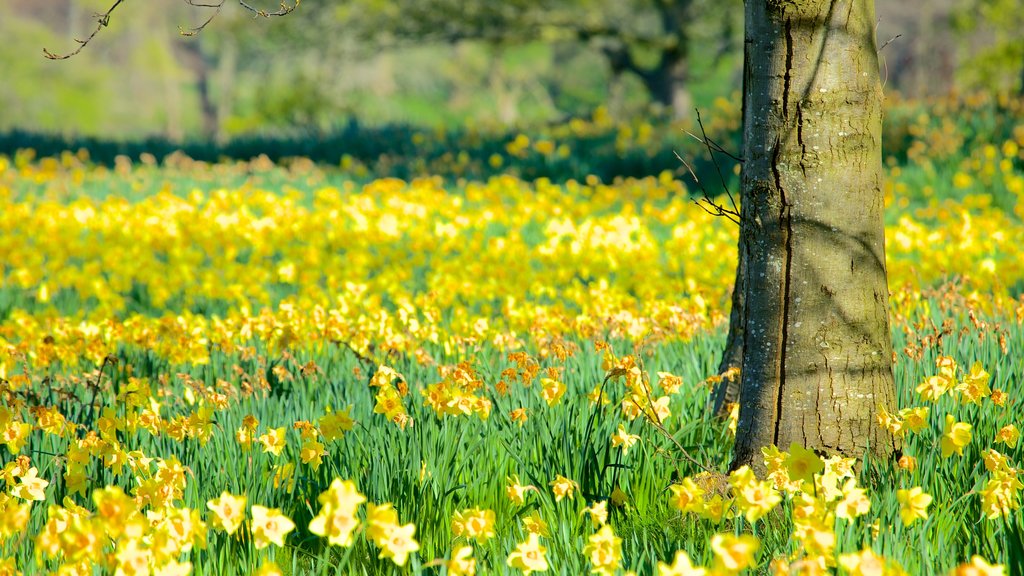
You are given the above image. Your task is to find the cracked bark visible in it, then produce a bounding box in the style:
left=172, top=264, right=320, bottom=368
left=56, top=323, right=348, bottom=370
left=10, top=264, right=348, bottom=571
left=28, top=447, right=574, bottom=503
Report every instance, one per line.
left=731, top=0, right=900, bottom=474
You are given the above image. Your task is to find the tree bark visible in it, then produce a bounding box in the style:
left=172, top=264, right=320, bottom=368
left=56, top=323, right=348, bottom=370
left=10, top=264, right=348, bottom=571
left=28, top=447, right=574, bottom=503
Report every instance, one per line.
left=732, top=0, right=900, bottom=474
left=711, top=239, right=744, bottom=417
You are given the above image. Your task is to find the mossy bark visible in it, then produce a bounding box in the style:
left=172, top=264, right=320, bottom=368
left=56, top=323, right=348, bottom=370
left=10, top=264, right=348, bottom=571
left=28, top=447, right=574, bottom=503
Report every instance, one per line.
left=732, top=0, right=900, bottom=473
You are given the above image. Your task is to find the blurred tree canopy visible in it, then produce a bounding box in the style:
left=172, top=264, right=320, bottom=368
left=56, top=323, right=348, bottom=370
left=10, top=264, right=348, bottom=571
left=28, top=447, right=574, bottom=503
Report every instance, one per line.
left=333, top=0, right=741, bottom=120
left=951, top=0, right=1024, bottom=94
left=2, top=0, right=1021, bottom=140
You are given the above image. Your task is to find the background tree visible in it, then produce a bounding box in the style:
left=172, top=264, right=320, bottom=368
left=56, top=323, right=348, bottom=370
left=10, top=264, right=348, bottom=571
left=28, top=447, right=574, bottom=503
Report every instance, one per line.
left=730, top=0, right=900, bottom=471
left=334, top=0, right=740, bottom=120
left=951, top=0, right=1024, bottom=95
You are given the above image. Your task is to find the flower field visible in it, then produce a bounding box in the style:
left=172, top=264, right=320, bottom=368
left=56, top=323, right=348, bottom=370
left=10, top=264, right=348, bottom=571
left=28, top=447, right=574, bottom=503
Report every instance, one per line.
left=1, top=102, right=1023, bottom=575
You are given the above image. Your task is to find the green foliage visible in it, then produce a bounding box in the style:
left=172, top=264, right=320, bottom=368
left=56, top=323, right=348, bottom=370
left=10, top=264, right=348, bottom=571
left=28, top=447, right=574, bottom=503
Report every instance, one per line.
left=951, top=0, right=1024, bottom=93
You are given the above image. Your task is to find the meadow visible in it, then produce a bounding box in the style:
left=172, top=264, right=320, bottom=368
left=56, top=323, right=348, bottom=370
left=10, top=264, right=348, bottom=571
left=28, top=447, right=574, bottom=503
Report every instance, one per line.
left=0, top=94, right=1023, bottom=575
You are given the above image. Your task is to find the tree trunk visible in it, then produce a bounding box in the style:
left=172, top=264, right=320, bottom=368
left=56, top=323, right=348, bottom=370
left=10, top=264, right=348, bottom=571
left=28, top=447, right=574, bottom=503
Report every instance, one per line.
left=176, top=40, right=219, bottom=141
left=732, top=0, right=900, bottom=474
left=711, top=239, right=744, bottom=417
left=643, top=53, right=692, bottom=121
left=1019, top=45, right=1024, bottom=96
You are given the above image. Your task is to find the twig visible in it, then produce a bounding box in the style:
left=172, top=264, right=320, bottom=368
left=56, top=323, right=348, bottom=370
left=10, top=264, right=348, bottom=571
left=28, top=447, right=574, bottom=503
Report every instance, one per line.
left=696, top=109, right=740, bottom=215
left=675, top=108, right=742, bottom=225
left=878, top=33, right=901, bottom=53
left=632, top=351, right=716, bottom=476
left=676, top=151, right=740, bottom=225
left=80, top=355, right=117, bottom=435
left=45, top=0, right=300, bottom=59
left=43, top=0, right=126, bottom=60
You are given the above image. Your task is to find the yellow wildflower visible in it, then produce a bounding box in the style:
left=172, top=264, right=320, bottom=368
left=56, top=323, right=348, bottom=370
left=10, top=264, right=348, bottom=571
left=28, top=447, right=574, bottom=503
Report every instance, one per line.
left=309, top=479, right=365, bottom=546
left=583, top=524, right=622, bottom=576
left=206, top=491, right=247, bottom=535
left=710, top=533, right=759, bottom=572
left=896, top=487, right=932, bottom=526
left=549, top=474, right=578, bottom=502
left=448, top=546, right=476, bottom=576
left=611, top=424, right=641, bottom=454
left=377, top=522, right=420, bottom=567
left=300, top=438, right=328, bottom=469
left=318, top=407, right=355, bottom=441
left=995, top=424, right=1019, bottom=449
left=669, top=477, right=706, bottom=515
left=257, top=427, right=287, bottom=456
left=250, top=505, right=295, bottom=549
left=838, top=547, right=886, bottom=576
left=11, top=467, right=48, bottom=501
left=785, top=443, right=824, bottom=484
left=658, top=550, right=707, bottom=576
left=899, top=407, right=930, bottom=434
left=730, top=465, right=781, bottom=522
left=506, top=475, right=536, bottom=505
left=507, top=532, right=549, bottom=575
left=582, top=500, right=609, bottom=528
left=451, top=507, right=496, bottom=544
left=255, top=561, right=284, bottom=576
left=941, top=415, right=972, bottom=458
left=956, top=362, right=991, bottom=404
left=898, top=454, right=917, bottom=472
left=540, top=378, right=566, bottom=407
left=835, top=478, right=871, bottom=520
left=949, top=556, right=1005, bottom=576
left=521, top=510, right=549, bottom=537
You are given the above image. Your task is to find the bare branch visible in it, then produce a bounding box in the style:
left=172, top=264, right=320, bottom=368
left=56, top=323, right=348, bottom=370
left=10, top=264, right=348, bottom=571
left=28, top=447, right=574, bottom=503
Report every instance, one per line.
left=675, top=150, right=740, bottom=225
left=237, top=0, right=301, bottom=18
left=675, top=108, right=742, bottom=225
left=44, top=0, right=300, bottom=59
left=878, top=33, right=902, bottom=53
left=179, top=1, right=225, bottom=37
left=43, top=0, right=126, bottom=60
left=695, top=109, right=740, bottom=216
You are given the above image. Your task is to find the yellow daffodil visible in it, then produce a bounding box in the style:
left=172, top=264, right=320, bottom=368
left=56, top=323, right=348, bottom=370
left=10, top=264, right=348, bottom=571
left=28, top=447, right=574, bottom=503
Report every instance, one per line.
left=451, top=507, right=496, bottom=543
left=257, top=427, right=287, bottom=456
left=710, top=533, right=759, bottom=572
left=949, top=556, right=1005, bottom=576
left=896, top=487, right=932, bottom=526
left=785, top=443, right=825, bottom=484
left=507, top=532, right=548, bottom=575
left=995, top=424, right=1019, bottom=449
left=583, top=524, right=622, bottom=576
left=657, top=550, right=707, bottom=576
left=549, top=474, right=578, bottom=502
left=448, top=546, right=476, bottom=576
left=838, top=547, right=886, bottom=576
left=941, top=415, right=972, bottom=458
left=377, top=522, right=420, bottom=566
left=611, top=424, right=641, bottom=454
left=250, top=505, right=295, bottom=549
left=582, top=501, right=609, bottom=528
left=206, top=491, right=247, bottom=535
